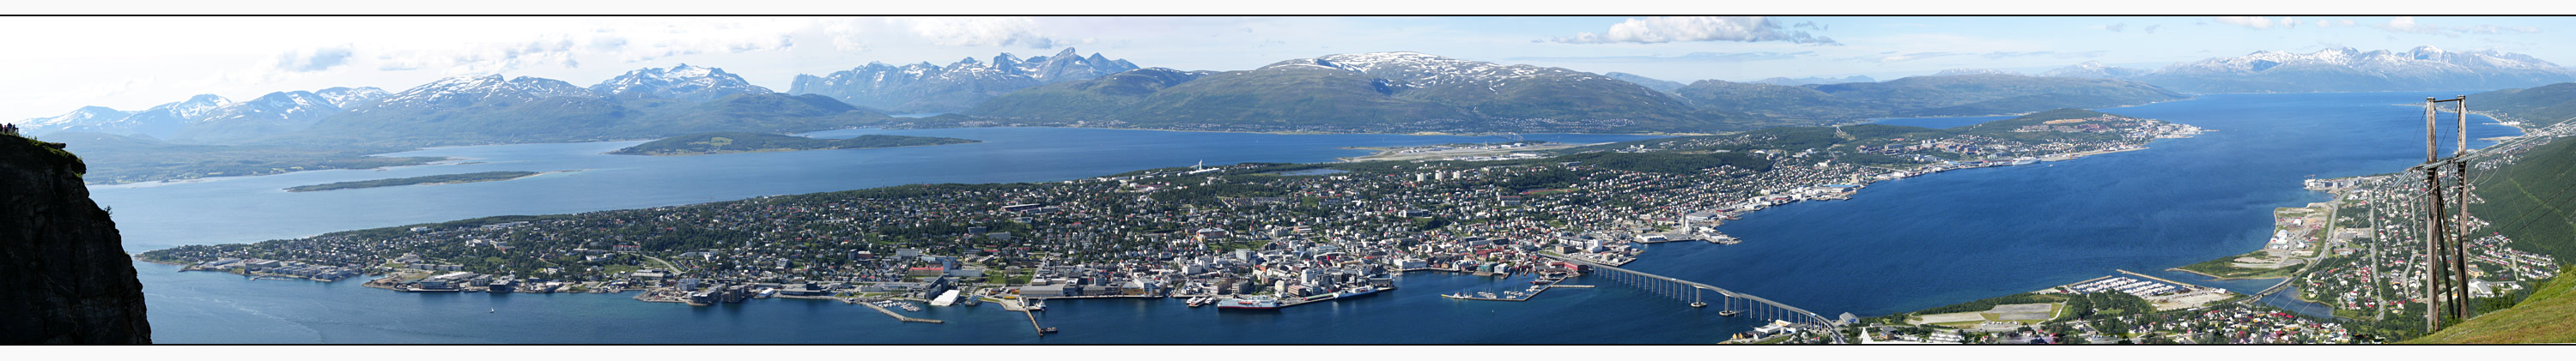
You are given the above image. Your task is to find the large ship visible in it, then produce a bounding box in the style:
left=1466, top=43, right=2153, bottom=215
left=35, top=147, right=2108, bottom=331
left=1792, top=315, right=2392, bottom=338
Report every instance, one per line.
left=1216, top=296, right=1281, bottom=310
left=1334, top=286, right=1382, bottom=299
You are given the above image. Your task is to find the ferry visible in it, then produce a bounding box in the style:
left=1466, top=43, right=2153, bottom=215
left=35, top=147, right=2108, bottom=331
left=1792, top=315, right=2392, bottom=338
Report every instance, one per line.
left=1216, top=297, right=1281, bottom=310
left=1334, top=286, right=1382, bottom=299
left=2008, top=157, right=2038, bottom=165
left=1027, top=300, right=1046, bottom=311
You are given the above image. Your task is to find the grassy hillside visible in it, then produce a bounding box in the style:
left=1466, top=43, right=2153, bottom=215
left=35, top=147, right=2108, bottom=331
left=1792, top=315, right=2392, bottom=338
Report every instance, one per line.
left=1563, top=108, right=2138, bottom=156
left=1671, top=75, right=2188, bottom=123
left=1119, top=66, right=1477, bottom=128
left=967, top=68, right=1207, bottom=119
left=2469, top=135, right=2576, bottom=262
left=2407, top=268, right=2576, bottom=343
left=2470, top=82, right=2576, bottom=128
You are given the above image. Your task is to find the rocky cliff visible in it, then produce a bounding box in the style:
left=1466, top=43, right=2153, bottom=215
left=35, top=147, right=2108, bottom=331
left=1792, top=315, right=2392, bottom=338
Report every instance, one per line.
left=1, top=134, right=149, bottom=344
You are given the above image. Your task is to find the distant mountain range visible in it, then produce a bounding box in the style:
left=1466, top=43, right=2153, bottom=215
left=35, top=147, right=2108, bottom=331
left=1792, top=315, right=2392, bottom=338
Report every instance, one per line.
left=790, top=47, right=1138, bottom=114
left=301, top=69, right=885, bottom=147
left=2050, top=46, right=2576, bottom=93
left=22, top=45, right=2566, bottom=147
left=18, top=63, right=888, bottom=147
left=1750, top=75, right=1876, bottom=86
left=1602, top=72, right=1686, bottom=93
left=1668, top=74, right=2188, bottom=121
left=969, top=51, right=1759, bottom=134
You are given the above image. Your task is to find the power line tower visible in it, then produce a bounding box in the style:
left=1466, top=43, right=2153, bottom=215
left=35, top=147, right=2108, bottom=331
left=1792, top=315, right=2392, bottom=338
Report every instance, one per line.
left=2412, top=95, right=2475, bottom=333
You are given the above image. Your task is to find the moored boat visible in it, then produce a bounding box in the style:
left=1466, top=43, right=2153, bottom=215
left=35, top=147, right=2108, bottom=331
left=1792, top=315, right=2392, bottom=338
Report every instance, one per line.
left=1216, top=296, right=1281, bottom=310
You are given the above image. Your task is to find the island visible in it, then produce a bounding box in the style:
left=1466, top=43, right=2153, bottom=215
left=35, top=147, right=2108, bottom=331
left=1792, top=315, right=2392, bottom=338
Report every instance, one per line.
left=283, top=171, right=557, bottom=192
left=608, top=132, right=978, bottom=156
left=143, top=109, right=2207, bottom=344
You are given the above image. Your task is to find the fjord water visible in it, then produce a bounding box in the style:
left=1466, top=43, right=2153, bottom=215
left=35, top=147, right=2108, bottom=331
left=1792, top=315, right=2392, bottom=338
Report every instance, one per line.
left=1640, top=92, right=2514, bottom=318
left=111, top=92, right=2513, bottom=343
left=95, top=129, right=1656, bottom=250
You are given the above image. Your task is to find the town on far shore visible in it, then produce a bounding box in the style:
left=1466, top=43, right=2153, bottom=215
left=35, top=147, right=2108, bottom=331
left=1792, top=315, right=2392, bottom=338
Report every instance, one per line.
left=143, top=109, right=2213, bottom=343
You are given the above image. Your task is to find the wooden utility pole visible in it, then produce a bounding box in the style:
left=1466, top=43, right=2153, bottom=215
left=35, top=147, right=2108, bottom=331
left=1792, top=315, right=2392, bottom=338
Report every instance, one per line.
left=2416, top=96, right=2474, bottom=333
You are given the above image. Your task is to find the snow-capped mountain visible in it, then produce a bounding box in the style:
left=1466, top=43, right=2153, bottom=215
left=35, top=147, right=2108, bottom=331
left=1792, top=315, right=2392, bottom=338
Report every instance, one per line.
left=589, top=64, right=772, bottom=103
left=360, top=75, right=599, bottom=111
left=1281, top=51, right=1593, bottom=91
left=1269, top=51, right=1696, bottom=111
left=14, top=106, right=133, bottom=135
left=314, top=87, right=390, bottom=108
left=2129, top=46, right=2576, bottom=93
left=971, top=51, right=1727, bottom=133
left=2039, top=61, right=2152, bottom=79
left=45, top=94, right=234, bottom=139
left=790, top=48, right=1139, bottom=113
left=173, top=90, right=353, bottom=143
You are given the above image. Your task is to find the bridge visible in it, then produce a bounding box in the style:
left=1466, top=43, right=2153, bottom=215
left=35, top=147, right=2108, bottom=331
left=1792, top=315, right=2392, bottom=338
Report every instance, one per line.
left=1543, top=253, right=1847, bottom=344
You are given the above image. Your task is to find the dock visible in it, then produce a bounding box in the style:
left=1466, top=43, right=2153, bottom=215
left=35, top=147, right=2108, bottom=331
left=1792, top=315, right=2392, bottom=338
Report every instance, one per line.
left=856, top=301, right=943, bottom=323
left=1439, top=284, right=1560, bottom=302
left=1015, top=298, right=1053, bottom=335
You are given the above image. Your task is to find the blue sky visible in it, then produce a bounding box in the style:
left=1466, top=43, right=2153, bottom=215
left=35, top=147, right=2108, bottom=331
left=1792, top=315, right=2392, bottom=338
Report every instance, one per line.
left=5, top=15, right=2572, bottom=121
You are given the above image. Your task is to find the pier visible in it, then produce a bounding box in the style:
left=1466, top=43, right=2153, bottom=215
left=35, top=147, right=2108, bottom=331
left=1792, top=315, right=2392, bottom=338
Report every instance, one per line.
left=1540, top=253, right=1846, bottom=343
left=855, top=301, right=944, bottom=323
left=1013, top=298, right=1053, bottom=335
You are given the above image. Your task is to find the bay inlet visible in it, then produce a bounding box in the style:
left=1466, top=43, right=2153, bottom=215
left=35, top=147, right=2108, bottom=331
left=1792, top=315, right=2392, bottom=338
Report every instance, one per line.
left=106, top=92, right=2518, bottom=343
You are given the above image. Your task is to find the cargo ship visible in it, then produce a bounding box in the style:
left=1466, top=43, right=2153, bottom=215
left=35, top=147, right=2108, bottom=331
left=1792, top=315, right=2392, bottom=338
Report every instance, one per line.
left=1216, top=296, right=1281, bottom=310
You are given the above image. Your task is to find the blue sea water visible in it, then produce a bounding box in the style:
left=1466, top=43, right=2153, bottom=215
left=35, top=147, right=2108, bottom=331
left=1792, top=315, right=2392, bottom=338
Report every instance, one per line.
left=101, top=92, right=2517, bottom=343
left=95, top=129, right=1655, bottom=250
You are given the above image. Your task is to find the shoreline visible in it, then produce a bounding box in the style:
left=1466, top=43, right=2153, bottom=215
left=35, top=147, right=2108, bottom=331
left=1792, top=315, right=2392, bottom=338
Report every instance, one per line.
left=136, top=117, right=2199, bottom=329
left=609, top=141, right=981, bottom=157
left=283, top=170, right=586, bottom=193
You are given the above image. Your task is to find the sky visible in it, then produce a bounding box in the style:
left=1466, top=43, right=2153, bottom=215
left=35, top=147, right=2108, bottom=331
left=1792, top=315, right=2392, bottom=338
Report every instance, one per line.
left=5, top=15, right=2573, bottom=122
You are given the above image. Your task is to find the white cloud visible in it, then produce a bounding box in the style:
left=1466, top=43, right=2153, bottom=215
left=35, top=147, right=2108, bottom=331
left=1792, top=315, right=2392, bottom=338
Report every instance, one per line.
left=273, top=45, right=355, bottom=73
left=1551, top=16, right=1838, bottom=45
left=2103, top=23, right=2127, bottom=33
left=374, top=36, right=584, bottom=75
left=896, top=16, right=1063, bottom=49
left=2377, top=16, right=2437, bottom=34
left=2372, top=16, right=2543, bottom=37
left=2215, top=16, right=2275, bottom=29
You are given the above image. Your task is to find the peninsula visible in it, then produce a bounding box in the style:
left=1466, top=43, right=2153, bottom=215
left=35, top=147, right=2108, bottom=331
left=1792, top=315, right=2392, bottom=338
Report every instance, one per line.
left=609, top=132, right=978, bottom=156
left=283, top=171, right=560, bottom=192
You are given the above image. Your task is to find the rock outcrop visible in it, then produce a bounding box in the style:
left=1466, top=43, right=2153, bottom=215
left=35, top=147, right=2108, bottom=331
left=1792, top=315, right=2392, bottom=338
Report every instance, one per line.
left=1, top=134, right=149, bottom=344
